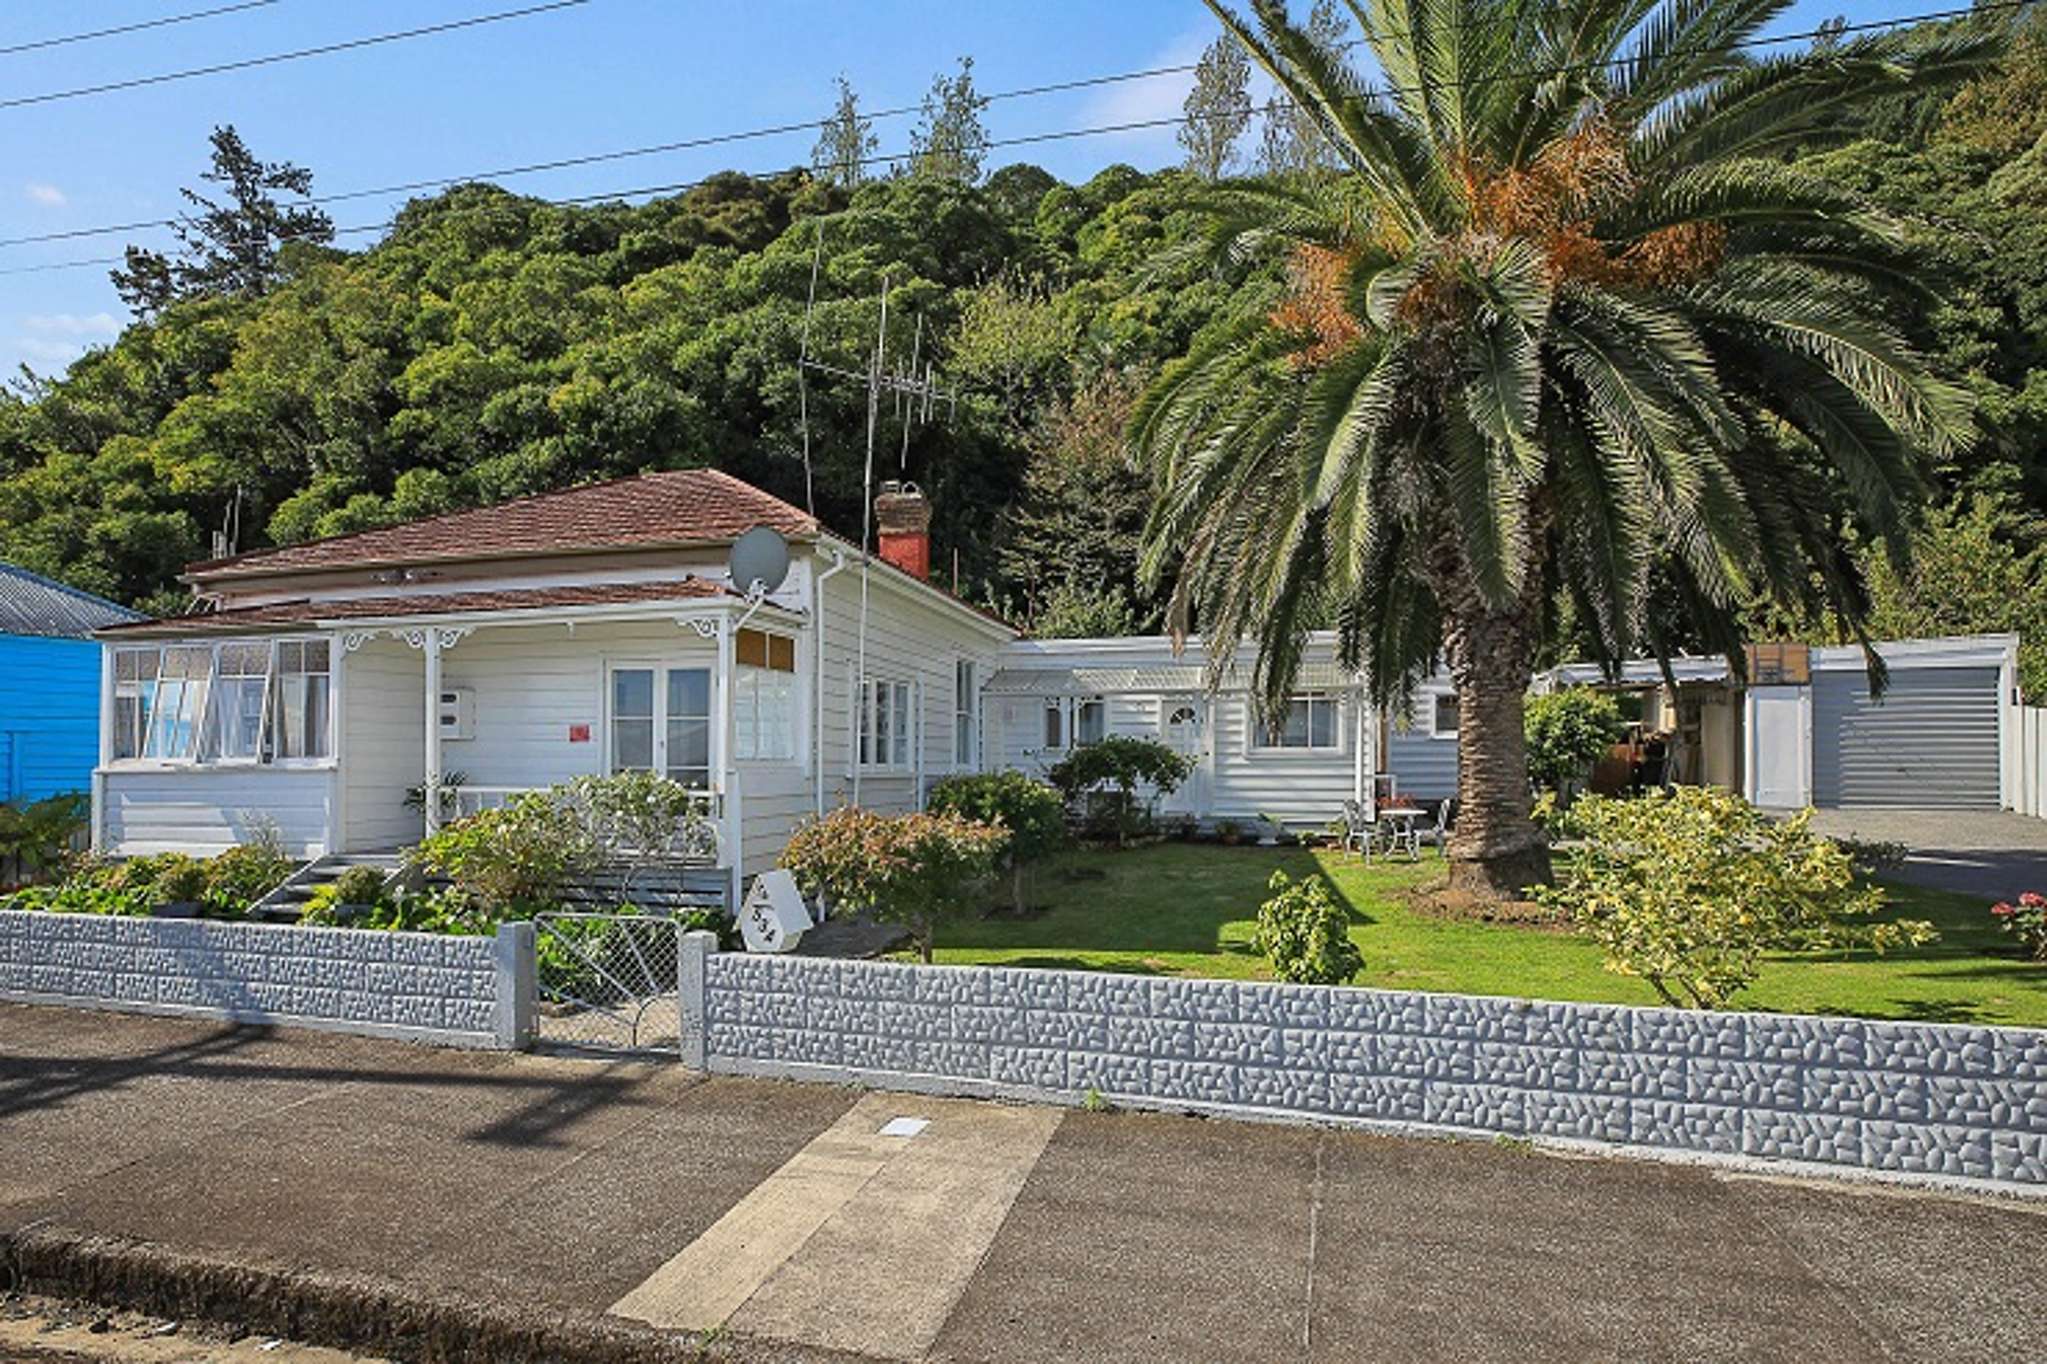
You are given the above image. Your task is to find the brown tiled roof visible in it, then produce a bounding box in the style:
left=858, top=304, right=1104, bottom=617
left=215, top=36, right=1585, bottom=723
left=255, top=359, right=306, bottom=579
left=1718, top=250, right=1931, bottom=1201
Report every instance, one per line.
left=100, top=578, right=734, bottom=637
left=187, top=469, right=819, bottom=581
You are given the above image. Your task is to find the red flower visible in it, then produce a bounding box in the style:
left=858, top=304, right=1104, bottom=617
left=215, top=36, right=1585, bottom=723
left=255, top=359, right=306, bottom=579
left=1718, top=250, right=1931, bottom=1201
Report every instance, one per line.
left=2021, top=891, right=2047, bottom=909
left=1991, top=902, right=2016, bottom=917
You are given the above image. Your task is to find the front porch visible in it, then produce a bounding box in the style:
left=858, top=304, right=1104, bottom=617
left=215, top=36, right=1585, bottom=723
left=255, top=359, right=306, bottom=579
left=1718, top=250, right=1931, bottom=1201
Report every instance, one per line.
left=97, top=586, right=819, bottom=901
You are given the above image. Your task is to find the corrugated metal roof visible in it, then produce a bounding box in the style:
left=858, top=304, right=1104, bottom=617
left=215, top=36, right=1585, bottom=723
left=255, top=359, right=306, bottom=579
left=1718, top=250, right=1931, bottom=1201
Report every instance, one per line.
left=985, top=661, right=1358, bottom=696
left=0, top=562, right=141, bottom=639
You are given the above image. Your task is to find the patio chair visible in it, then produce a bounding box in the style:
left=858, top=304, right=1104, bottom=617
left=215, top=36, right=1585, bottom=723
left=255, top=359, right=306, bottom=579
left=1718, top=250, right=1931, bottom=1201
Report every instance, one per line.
left=1341, top=799, right=1376, bottom=857
left=1412, top=800, right=1453, bottom=852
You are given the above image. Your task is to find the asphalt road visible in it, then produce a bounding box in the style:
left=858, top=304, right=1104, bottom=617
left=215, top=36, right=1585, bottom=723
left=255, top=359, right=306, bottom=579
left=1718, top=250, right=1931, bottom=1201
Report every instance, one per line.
left=2, top=1004, right=2041, bottom=1363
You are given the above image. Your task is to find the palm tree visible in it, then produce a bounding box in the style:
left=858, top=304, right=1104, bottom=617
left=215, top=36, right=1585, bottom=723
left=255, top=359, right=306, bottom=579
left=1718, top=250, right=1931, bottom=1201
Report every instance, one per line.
left=1134, top=0, right=1999, bottom=899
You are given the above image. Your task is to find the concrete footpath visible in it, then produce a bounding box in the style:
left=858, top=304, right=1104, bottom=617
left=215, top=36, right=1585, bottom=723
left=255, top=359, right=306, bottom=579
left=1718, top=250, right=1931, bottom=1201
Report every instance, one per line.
left=2, top=1004, right=2041, bottom=1363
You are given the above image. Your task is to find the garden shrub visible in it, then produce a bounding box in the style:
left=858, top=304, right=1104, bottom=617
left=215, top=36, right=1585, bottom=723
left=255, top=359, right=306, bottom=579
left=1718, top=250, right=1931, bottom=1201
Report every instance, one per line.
left=780, top=805, right=1007, bottom=962
left=928, top=771, right=1066, bottom=912
left=199, top=839, right=296, bottom=917
left=1991, top=892, right=2047, bottom=959
left=1252, top=870, right=1363, bottom=985
left=407, top=789, right=596, bottom=912
left=8, top=841, right=293, bottom=920
left=0, top=792, right=88, bottom=888
left=1047, top=736, right=1191, bottom=847
left=1537, top=787, right=1935, bottom=1010
left=561, top=770, right=718, bottom=865
left=1524, top=687, right=1623, bottom=794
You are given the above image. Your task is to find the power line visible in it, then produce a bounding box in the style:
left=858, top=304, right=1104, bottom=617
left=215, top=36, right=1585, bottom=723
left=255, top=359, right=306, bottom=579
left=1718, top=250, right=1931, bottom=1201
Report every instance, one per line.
left=0, top=1, right=282, bottom=58
left=0, top=0, right=590, bottom=111
left=0, top=0, right=2024, bottom=278
left=0, top=0, right=2020, bottom=252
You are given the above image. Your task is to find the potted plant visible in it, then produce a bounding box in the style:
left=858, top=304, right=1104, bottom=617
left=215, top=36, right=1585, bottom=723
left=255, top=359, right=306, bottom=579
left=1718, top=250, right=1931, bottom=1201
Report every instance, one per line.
left=1217, top=819, right=1243, bottom=847
left=1255, top=812, right=1285, bottom=847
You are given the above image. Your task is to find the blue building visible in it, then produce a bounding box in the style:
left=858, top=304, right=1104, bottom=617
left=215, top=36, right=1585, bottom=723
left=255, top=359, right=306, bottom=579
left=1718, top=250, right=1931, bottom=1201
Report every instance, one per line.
left=0, top=564, right=141, bottom=803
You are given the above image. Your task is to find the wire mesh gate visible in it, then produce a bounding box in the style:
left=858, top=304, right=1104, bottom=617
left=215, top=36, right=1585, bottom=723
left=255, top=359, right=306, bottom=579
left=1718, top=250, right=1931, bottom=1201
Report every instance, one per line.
left=532, top=912, right=689, bottom=1056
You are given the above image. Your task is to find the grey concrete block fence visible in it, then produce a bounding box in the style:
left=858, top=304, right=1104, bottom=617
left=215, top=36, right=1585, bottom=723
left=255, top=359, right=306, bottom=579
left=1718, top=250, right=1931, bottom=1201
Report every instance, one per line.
left=0, top=910, right=530, bottom=1049
left=684, top=937, right=2047, bottom=1191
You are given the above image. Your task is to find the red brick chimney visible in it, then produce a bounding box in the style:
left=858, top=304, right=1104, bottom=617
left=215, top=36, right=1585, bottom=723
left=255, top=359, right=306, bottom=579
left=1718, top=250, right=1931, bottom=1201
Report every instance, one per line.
left=874, top=480, right=932, bottom=581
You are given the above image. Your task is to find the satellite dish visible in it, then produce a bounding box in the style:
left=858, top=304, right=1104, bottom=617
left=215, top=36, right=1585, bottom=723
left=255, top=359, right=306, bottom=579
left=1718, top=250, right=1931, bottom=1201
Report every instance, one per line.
left=728, top=525, right=791, bottom=597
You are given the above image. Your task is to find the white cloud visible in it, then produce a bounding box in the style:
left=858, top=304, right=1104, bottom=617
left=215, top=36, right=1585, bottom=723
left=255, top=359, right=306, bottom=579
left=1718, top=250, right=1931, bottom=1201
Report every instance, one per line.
left=24, top=182, right=66, bottom=207
left=24, top=312, right=122, bottom=337
left=14, top=337, right=86, bottom=365
left=1071, top=26, right=1217, bottom=163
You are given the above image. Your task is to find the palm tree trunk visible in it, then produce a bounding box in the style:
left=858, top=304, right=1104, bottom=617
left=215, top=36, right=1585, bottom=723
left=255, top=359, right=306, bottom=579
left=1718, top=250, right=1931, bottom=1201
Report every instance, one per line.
left=1441, top=603, right=1553, bottom=901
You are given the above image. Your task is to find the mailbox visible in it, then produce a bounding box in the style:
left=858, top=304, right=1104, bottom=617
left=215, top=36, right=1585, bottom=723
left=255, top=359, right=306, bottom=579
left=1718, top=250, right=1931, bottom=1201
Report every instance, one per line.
left=740, top=869, right=812, bottom=953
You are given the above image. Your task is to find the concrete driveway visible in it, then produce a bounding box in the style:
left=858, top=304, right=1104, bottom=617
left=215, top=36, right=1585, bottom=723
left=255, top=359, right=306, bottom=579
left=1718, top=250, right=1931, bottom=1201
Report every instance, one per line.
left=1808, top=809, right=2047, bottom=901
left=2, top=1004, right=2042, bottom=1363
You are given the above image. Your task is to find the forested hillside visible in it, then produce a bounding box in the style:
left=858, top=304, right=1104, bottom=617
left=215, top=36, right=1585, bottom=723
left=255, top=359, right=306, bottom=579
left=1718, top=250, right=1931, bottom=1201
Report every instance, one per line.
left=0, top=15, right=2041, bottom=676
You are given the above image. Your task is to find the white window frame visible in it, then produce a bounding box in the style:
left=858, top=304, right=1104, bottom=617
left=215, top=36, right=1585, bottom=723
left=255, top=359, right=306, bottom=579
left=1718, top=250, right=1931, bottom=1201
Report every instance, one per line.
left=1251, top=691, right=1345, bottom=753
left=108, top=635, right=336, bottom=770
left=1428, top=690, right=1459, bottom=739
left=203, top=641, right=274, bottom=766
left=733, top=629, right=799, bottom=765
left=954, top=659, right=978, bottom=771
left=859, top=677, right=914, bottom=772
left=1041, top=697, right=1066, bottom=751
left=605, top=659, right=717, bottom=790
left=1073, top=695, right=1107, bottom=746
left=269, top=638, right=334, bottom=767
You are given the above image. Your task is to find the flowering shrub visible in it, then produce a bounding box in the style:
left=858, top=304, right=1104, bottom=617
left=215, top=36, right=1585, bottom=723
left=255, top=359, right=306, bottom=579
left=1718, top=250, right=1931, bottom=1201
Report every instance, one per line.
left=1252, top=870, right=1362, bottom=985
left=1537, top=787, right=1935, bottom=1010
left=928, top=771, right=1066, bottom=912
left=780, top=805, right=1008, bottom=962
left=1990, top=891, right=2047, bottom=959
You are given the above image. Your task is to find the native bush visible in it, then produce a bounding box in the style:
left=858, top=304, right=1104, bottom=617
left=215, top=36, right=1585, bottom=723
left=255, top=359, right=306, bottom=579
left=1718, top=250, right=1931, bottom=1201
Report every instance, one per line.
left=1524, top=687, right=1623, bottom=794
left=1047, top=736, right=1191, bottom=846
left=1537, top=788, right=1935, bottom=1009
left=1252, top=870, right=1363, bottom=985
left=1990, top=891, right=2047, bottom=959
left=928, top=771, right=1066, bottom=911
left=780, top=805, right=1007, bottom=962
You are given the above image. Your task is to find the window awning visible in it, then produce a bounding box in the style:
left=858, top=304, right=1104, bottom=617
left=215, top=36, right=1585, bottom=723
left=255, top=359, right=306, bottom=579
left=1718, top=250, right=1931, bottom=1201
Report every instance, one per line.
left=984, top=662, right=1358, bottom=696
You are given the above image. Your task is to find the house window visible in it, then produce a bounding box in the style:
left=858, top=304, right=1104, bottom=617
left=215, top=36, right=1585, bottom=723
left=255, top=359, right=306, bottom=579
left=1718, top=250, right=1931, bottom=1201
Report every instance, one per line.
left=1074, top=696, right=1107, bottom=745
left=608, top=664, right=712, bottom=788
left=204, top=642, right=272, bottom=762
left=1042, top=698, right=1064, bottom=749
left=272, top=640, right=332, bottom=760
left=1431, top=692, right=1459, bottom=738
left=113, top=638, right=333, bottom=766
left=1257, top=693, right=1341, bottom=750
left=143, top=645, right=214, bottom=760
left=860, top=678, right=912, bottom=769
left=954, top=660, right=977, bottom=769
left=112, top=648, right=159, bottom=761
left=734, top=628, right=797, bottom=762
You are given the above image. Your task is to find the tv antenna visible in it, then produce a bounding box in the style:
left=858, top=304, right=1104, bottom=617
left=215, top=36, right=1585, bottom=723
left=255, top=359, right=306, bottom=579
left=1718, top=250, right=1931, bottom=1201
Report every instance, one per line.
left=793, top=236, right=960, bottom=807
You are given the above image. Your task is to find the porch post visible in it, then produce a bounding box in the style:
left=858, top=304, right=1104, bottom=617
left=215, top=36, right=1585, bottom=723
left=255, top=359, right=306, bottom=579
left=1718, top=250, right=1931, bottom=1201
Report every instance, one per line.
left=1353, top=687, right=1368, bottom=815
left=716, top=618, right=741, bottom=907
left=423, top=629, right=443, bottom=834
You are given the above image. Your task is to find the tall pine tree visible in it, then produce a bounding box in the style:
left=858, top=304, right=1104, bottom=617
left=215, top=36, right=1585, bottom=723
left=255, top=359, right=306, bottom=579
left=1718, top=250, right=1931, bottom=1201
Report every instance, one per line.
left=812, top=76, right=877, bottom=187
left=111, top=125, right=333, bottom=317
left=1179, top=33, right=1253, bottom=179
left=909, top=57, right=991, bottom=184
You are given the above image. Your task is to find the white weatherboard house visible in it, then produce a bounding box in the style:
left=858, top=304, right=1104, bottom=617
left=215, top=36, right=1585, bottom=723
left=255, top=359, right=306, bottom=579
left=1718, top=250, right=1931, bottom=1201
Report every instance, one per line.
left=89, top=468, right=2025, bottom=893
left=91, top=471, right=1014, bottom=898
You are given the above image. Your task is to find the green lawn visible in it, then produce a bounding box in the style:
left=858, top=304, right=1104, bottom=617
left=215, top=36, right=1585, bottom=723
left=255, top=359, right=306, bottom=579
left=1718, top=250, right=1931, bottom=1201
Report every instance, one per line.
left=924, top=843, right=2047, bottom=1027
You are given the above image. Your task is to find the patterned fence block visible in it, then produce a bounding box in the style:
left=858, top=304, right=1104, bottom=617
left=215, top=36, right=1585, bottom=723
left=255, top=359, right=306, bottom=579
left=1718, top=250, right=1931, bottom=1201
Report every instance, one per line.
left=693, top=953, right=2047, bottom=1189
left=0, top=910, right=505, bottom=1046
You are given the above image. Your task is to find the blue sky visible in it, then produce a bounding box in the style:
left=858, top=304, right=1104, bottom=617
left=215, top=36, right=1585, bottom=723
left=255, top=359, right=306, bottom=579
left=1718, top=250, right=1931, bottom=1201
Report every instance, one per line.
left=0, top=0, right=1931, bottom=379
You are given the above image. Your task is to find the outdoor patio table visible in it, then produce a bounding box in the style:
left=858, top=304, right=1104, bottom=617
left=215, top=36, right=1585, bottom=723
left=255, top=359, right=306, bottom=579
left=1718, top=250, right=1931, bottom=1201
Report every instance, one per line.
left=1375, top=806, right=1425, bottom=859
